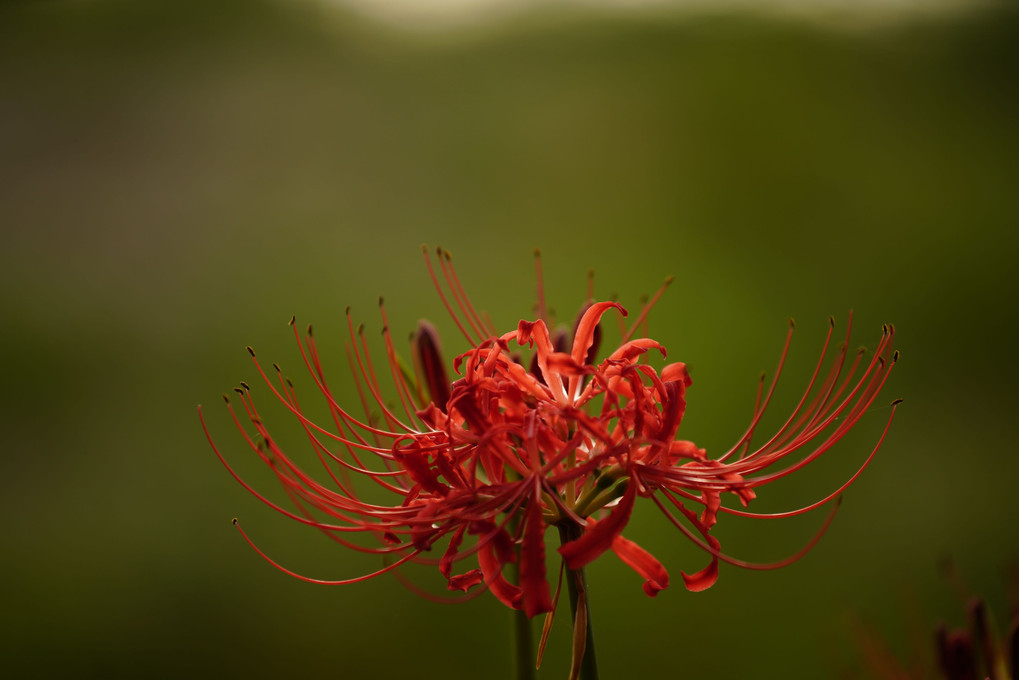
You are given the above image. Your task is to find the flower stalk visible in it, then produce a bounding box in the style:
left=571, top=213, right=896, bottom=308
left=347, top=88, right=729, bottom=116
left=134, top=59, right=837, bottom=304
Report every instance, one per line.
left=509, top=515, right=535, bottom=680
left=513, top=588, right=535, bottom=680
left=559, top=522, right=599, bottom=680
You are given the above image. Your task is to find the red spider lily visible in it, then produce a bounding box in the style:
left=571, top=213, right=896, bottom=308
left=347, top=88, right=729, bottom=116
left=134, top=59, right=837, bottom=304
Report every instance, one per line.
left=200, top=246, right=900, bottom=622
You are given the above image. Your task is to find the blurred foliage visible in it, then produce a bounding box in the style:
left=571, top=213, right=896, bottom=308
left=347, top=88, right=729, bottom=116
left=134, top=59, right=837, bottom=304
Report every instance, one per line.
left=2, top=0, right=1018, bottom=678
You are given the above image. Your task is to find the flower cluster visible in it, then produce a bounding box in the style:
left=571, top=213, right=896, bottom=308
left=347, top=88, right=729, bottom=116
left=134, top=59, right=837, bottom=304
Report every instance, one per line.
left=201, top=247, right=900, bottom=620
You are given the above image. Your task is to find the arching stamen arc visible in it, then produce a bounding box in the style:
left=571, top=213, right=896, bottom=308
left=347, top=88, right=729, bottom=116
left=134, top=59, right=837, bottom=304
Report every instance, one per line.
left=232, top=518, right=423, bottom=584
left=652, top=489, right=842, bottom=571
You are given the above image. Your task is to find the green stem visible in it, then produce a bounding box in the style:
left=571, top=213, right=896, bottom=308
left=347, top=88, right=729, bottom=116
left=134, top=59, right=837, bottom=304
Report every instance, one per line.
left=558, top=523, right=600, bottom=680
left=513, top=603, right=535, bottom=680
left=508, top=512, right=534, bottom=680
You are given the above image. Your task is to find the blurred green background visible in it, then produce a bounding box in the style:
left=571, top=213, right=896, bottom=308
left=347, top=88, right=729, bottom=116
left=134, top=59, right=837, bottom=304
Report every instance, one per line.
left=2, top=0, right=1018, bottom=677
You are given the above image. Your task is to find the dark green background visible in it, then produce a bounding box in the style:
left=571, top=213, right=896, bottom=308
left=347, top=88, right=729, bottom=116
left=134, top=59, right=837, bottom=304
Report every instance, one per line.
left=2, top=1, right=1017, bottom=677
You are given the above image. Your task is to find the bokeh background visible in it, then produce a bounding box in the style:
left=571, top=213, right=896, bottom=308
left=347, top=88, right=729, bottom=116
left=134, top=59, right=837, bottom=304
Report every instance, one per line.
left=3, top=0, right=1018, bottom=677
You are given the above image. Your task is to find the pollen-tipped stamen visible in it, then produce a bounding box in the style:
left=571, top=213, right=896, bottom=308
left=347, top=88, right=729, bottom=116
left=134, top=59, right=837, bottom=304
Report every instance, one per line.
left=423, top=245, right=482, bottom=344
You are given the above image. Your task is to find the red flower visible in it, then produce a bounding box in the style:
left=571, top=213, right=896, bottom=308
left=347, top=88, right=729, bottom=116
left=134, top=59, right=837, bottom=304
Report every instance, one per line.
left=200, top=247, right=900, bottom=616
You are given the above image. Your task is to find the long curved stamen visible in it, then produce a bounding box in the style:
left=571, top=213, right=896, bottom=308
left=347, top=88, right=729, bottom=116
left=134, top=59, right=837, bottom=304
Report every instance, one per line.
left=423, top=245, right=481, bottom=344
left=738, top=349, right=898, bottom=484
left=203, top=406, right=417, bottom=540
left=232, top=518, right=423, bottom=584
left=353, top=321, right=416, bottom=434
left=651, top=489, right=842, bottom=571
left=718, top=319, right=796, bottom=462
left=378, top=298, right=428, bottom=429
left=276, top=369, right=408, bottom=493
left=659, top=399, right=900, bottom=519
left=246, top=347, right=405, bottom=455
left=295, top=318, right=377, bottom=451
left=740, top=316, right=838, bottom=457
left=287, top=319, right=403, bottom=450
left=438, top=248, right=492, bottom=340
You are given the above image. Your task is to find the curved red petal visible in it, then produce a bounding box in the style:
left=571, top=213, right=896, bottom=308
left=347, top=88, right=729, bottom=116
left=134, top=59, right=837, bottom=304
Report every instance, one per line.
left=447, top=569, right=484, bottom=592
left=440, top=523, right=471, bottom=579
left=558, top=481, right=636, bottom=570
left=661, top=361, right=692, bottom=387
left=681, top=556, right=719, bottom=592
left=571, top=301, right=626, bottom=366
left=477, top=532, right=523, bottom=610
left=675, top=498, right=721, bottom=592
left=520, top=493, right=552, bottom=617
left=611, top=533, right=670, bottom=597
